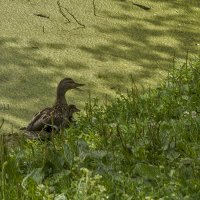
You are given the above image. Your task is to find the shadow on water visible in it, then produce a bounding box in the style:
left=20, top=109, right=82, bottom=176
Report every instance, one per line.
left=79, top=0, right=200, bottom=70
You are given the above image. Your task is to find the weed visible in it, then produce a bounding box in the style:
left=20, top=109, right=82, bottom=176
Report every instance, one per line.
left=0, top=57, right=200, bottom=199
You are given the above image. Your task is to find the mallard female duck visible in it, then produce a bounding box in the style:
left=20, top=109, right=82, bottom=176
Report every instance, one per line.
left=20, top=78, right=84, bottom=133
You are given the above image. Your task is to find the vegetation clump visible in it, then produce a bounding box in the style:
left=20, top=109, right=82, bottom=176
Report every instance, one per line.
left=0, top=58, right=200, bottom=199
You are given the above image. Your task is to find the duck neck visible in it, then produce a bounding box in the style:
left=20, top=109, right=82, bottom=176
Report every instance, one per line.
left=55, top=90, right=68, bottom=105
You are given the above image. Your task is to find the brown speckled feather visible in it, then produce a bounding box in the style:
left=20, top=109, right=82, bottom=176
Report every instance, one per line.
left=26, top=105, right=69, bottom=131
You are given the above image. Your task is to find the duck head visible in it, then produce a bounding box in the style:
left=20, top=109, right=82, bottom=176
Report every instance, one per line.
left=56, top=78, right=85, bottom=104
left=57, top=77, right=85, bottom=95
left=58, top=78, right=85, bottom=92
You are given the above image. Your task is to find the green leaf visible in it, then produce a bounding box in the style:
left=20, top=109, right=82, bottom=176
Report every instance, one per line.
left=63, top=143, right=74, bottom=168
left=133, top=163, right=160, bottom=180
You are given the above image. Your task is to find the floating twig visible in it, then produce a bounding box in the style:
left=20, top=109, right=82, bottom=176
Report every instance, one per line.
left=57, top=0, right=70, bottom=23
left=60, top=4, right=85, bottom=28
left=33, top=13, right=50, bottom=19
left=0, top=119, right=4, bottom=129
left=92, top=0, right=97, bottom=16
left=132, top=2, right=151, bottom=10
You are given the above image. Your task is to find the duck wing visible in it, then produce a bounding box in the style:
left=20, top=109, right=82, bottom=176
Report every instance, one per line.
left=25, top=105, right=70, bottom=132
left=26, top=107, right=54, bottom=131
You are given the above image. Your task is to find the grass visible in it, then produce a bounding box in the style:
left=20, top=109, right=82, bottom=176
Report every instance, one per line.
left=0, top=0, right=200, bottom=132
left=0, top=57, right=200, bottom=199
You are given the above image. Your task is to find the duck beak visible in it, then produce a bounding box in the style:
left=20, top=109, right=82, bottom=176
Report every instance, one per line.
left=74, top=83, right=85, bottom=91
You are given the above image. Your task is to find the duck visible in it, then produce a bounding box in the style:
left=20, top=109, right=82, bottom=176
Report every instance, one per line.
left=20, top=78, right=84, bottom=134
left=67, top=104, right=80, bottom=123
left=23, top=104, right=80, bottom=140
